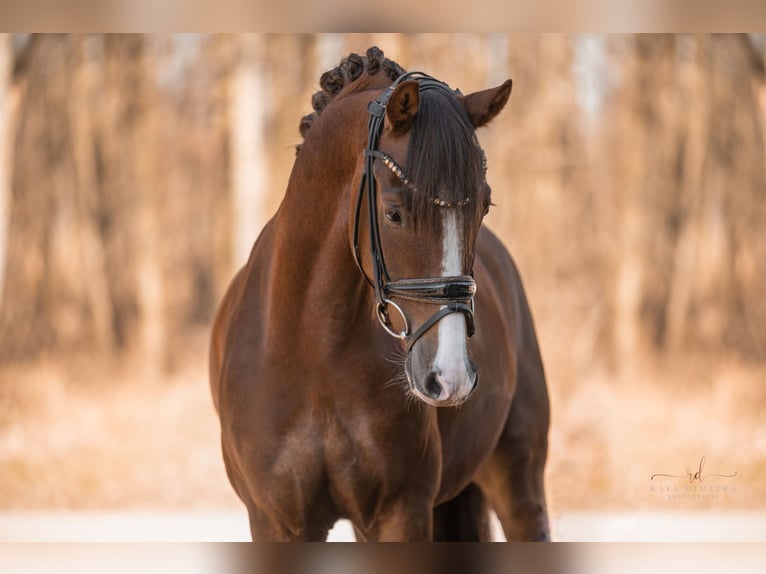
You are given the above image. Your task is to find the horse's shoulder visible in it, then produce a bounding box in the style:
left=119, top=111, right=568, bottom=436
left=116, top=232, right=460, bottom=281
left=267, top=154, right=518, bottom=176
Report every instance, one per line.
left=476, top=225, right=532, bottom=338
left=477, top=226, right=543, bottom=364
left=477, top=226, right=522, bottom=287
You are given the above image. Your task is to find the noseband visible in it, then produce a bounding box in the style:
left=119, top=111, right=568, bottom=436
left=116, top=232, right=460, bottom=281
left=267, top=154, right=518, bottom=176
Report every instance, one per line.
left=352, top=72, right=477, bottom=353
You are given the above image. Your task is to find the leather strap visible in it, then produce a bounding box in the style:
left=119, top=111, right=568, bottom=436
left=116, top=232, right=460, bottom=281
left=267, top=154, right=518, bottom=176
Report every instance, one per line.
left=405, top=302, right=475, bottom=354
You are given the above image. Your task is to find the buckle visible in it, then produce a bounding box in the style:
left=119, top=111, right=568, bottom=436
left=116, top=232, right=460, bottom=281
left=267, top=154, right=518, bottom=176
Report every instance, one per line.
left=385, top=276, right=476, bottom=303
left=367, top=100, right=386, bottom=118
left=375, top=300, right=410, bottom=340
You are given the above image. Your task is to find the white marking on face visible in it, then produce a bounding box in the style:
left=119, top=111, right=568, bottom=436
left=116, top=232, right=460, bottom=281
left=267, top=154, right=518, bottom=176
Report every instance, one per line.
left=433, top=211, right=473, bottom=399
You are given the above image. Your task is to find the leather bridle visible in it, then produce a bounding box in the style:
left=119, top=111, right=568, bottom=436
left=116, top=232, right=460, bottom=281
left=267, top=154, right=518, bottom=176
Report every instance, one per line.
left=351, top=71, right=477, bottom=353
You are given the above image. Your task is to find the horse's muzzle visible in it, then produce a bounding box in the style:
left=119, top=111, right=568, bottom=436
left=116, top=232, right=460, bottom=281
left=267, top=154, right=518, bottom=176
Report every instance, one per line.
left=405, top=356, right=478, bottom=407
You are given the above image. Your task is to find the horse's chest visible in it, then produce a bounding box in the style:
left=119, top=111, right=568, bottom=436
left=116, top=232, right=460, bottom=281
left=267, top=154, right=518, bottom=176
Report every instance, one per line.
left=319, top=405, right=440, bottom=522
left=436, top=388, right=513, bottom=500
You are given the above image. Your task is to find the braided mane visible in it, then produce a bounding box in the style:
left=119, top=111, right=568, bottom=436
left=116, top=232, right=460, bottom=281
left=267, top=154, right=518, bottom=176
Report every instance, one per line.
left=297, top=47, right=405, bottom=152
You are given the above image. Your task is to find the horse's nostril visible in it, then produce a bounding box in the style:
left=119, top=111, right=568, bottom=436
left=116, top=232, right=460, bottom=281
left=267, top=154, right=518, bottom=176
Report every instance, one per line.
left=468, top=361, right=478, bottom=390
left=424, top=371, right=443, bottom=399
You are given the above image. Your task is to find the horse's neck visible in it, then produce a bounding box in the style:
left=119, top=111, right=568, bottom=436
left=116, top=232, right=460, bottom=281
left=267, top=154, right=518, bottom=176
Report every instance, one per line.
left=265, top=103, right=373, bottom=347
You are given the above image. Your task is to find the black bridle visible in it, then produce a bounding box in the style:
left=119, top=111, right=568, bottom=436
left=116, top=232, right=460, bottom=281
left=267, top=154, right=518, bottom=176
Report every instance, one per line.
left=351, top=72, right=477, bottom=353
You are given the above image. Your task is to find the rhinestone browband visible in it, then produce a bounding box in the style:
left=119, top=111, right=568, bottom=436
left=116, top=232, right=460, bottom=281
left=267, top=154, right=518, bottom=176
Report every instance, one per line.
left=376, top=152, right=470, bottom=209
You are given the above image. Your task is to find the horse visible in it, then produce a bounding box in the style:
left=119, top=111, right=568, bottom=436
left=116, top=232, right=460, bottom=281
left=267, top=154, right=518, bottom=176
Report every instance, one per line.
left=210, top=47, right=550, bottom=541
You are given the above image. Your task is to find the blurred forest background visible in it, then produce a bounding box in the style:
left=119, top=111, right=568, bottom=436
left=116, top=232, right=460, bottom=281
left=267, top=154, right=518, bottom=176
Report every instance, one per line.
left=0, top=34, right=764, bottom=514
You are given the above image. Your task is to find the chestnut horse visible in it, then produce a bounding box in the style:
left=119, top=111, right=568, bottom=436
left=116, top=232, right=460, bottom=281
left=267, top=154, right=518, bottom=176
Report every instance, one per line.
left=210, top=48, right=550, bottom=541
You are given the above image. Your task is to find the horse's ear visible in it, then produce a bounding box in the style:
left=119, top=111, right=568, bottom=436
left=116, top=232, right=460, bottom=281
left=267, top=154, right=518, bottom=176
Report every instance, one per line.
left=461, top=79, right=513, bottom=128
left=386, top=80, right=420, bottom=135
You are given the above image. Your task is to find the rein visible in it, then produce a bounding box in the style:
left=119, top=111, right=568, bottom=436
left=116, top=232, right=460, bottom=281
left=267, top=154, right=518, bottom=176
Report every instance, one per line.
left=352, top=72, right=477, bottom=353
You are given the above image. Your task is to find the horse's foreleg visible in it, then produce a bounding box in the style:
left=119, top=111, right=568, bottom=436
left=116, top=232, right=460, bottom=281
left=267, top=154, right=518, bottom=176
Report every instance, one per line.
left=246, top=504, right=331, bottom=541
left=478, top=356, right=551, bottom=541
left=247, top=506, right=278, bottom=541
left=363, top=499, right=434, bottom=541
left=479, top=438, right=550, bottom=541
left=432, top=483, right=491, bottom=541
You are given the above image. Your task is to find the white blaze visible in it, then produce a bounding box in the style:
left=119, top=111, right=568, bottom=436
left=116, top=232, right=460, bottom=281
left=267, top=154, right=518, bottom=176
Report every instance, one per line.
left=433, top=211, right=471, bottom=395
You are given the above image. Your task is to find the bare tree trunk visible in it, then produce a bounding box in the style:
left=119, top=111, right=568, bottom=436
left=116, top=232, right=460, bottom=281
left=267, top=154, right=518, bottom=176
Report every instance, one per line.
left=614, top=212, right=643, bottom=371
left=664, top=36, right=710, bottom=352
left=68, top=35, right=116, bottom=353
left=230, top=34, right=270, bottom=267
left=486, top=34, right=510, bottom=85
left=605, top=36, right=650, bottom=372
left=95, top=35, right=166, bottom=371
left=315, top=34, right=344, bottom=76
left=0, top=34, right=10, bottom=305
left=132, top=37, right=165, bottom=374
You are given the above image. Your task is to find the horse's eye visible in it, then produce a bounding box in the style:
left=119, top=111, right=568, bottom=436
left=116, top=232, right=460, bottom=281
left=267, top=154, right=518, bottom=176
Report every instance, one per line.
left=385, top=209, right=402, bottom=224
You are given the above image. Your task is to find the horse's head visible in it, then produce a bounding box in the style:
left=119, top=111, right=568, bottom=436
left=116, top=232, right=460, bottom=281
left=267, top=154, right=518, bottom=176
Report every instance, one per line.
left=354, top=74, right=512, bottom=407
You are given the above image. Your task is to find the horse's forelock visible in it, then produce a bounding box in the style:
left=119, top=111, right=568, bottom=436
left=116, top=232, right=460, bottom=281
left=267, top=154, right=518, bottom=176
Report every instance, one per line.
left=407, top=90, right=486, bottom=261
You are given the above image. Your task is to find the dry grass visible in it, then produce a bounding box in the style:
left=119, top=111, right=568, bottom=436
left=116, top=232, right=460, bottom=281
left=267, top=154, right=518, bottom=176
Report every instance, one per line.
left=0, top=331, right=764, bottom=512
left=0, top=333, right=239, bottom=510
left=546, top=353, right=766, bottom=512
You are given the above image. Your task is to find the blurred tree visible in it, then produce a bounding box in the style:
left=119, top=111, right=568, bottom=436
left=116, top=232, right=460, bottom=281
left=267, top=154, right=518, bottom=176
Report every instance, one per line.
left=229, top=34, right=269, bottom=270
left=0, top=34, right=9, bottom=305
left=0, top=35, right=234, bottom=369
left=1, top=34, right=75, bottom=360
left=68, top=35, right=115, bottom=354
